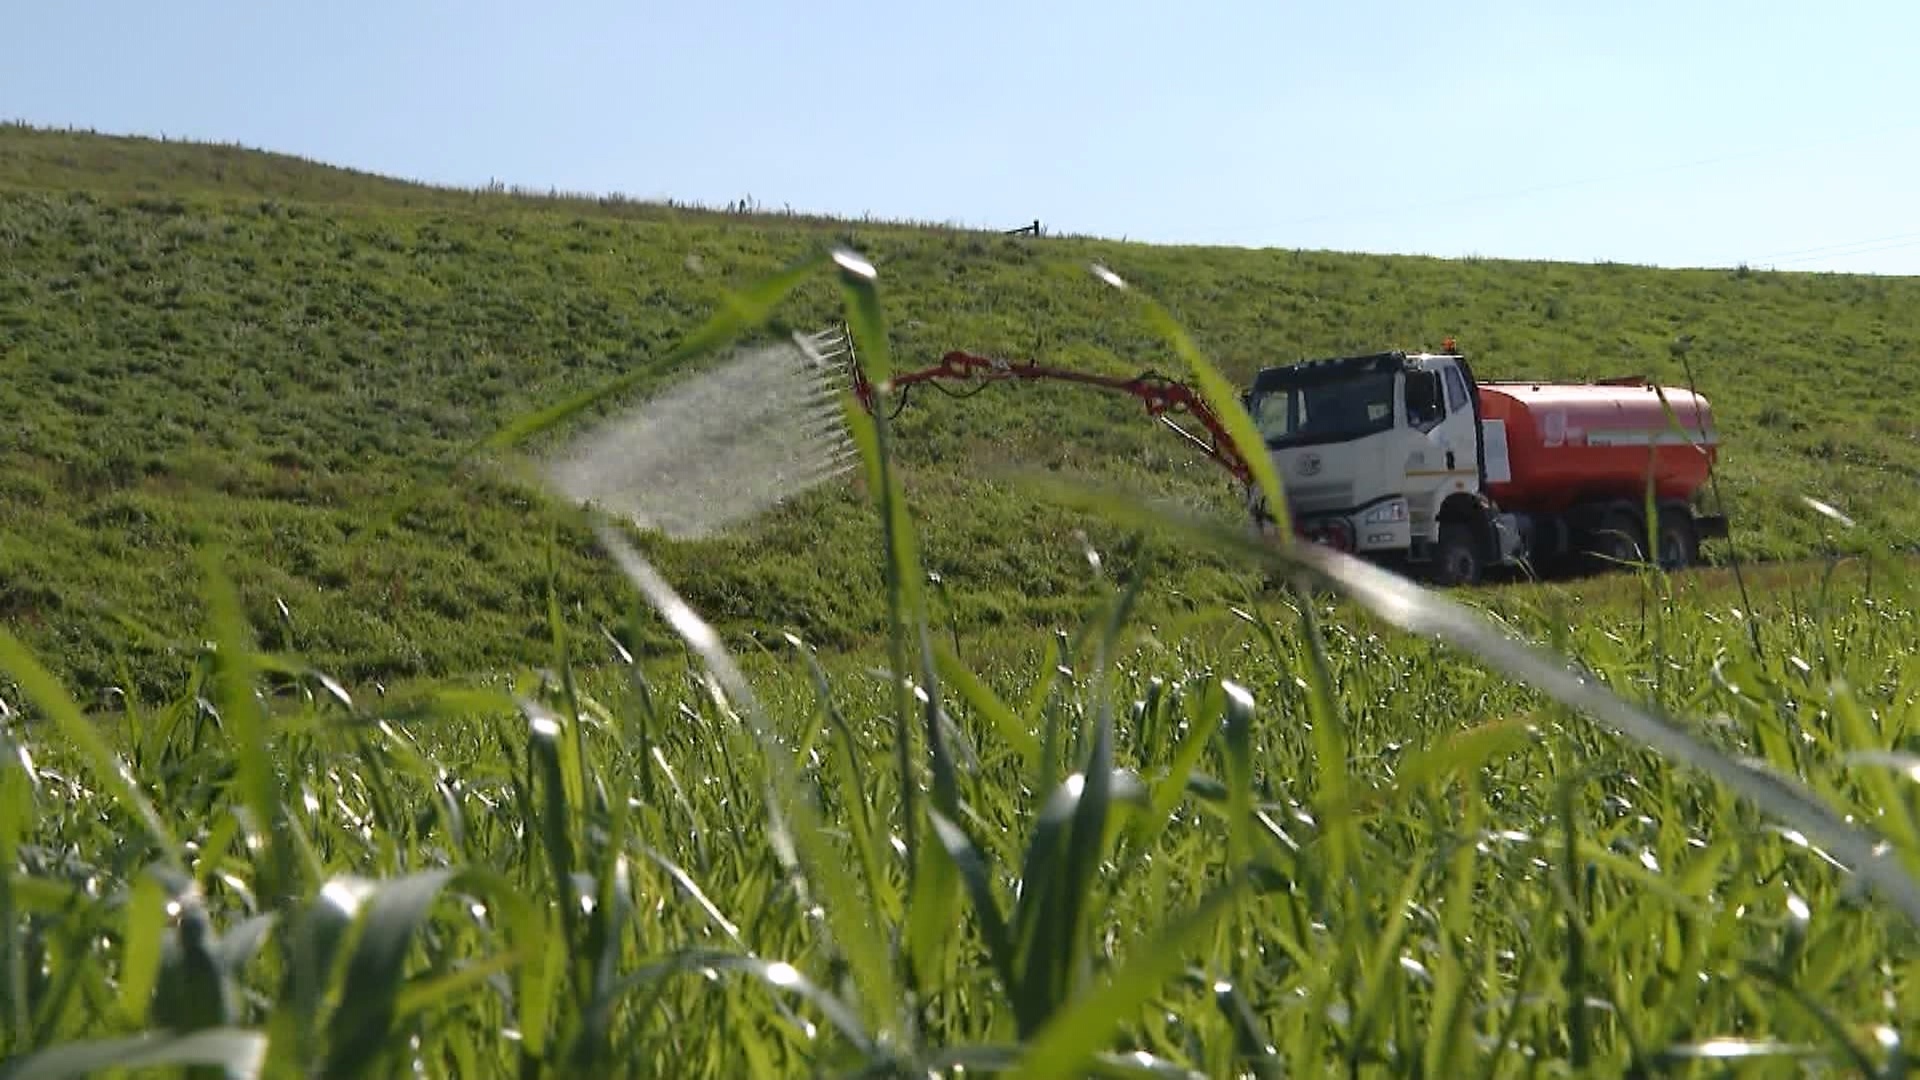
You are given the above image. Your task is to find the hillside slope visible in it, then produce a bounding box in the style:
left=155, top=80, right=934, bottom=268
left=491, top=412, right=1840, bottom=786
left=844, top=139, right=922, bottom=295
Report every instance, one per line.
left=3, top=125, right=1917, bottom=697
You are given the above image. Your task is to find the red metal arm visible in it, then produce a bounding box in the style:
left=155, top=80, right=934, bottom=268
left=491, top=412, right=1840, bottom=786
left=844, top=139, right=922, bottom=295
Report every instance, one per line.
left=850, top=349, right=1255, bottom=487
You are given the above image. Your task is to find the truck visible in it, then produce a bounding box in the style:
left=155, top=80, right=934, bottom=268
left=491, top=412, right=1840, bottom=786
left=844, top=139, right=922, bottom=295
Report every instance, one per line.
left=1237, top=340, right=1727, bottom=584
left=833, top=328, right=1728, bottom=586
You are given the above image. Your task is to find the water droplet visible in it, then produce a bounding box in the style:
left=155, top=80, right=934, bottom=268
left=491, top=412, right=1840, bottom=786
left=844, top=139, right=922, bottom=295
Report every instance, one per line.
left=319, top=877, right=376, bottom=917
left=832, top=248, right=876, bottom=280
left=764, top=961, right=801, bottom=987
left=1800, top=495, right=1855, bottom=528
left=1667, top=1038, right=1815, bottom=1059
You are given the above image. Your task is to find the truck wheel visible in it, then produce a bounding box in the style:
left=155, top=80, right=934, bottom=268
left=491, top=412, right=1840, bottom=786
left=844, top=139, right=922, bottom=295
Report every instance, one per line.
left=1656, top=510, right=1698, bottom=570
left=1588, top=509, right=1645, bottom=569
left=1431, top=521, right=1482, bottom=587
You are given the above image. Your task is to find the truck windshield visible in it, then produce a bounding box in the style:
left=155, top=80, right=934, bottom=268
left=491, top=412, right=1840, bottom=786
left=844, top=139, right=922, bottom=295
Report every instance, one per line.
left=1247, top=371, right=1398, bottom=447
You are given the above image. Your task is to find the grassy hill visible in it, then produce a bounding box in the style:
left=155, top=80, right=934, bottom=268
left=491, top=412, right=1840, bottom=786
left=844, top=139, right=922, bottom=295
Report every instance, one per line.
left=10, top=124, right=1920, bottom=1077
left=3, top=123, right=1918, bottom=698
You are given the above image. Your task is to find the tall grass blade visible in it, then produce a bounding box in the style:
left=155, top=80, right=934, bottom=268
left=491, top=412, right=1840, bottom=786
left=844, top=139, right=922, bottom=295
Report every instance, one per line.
left=0, top=1028, right=267, bottom=1080
left=320, top=869, right=461, bottom=1078
left=1008, top=872, right=1250, bottom=1080
left=934, top=644, right=1041, bottom=770
left=1089, top=263, right=1291, bottom=537
left=926, top=808, right=1017, bottom=996
left=199, top=551, right=290, bottom=908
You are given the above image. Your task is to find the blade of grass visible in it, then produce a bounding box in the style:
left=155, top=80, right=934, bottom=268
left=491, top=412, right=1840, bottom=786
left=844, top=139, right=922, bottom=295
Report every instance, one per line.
left=0, top=1028, right=267, bottom=1080
left=1007, top=870, right=1251, bottom=1080
left=787, top=635, right=897, bottom=924
left=320, top=867, right=536, bottom=1079
left=1088, top=262, right=1291, bottom=538
left=926, top=807, right=1017, bottom=1001
left=933, top=643, right=1041, bottom=771
left=200, top=549, right=292, bottom=910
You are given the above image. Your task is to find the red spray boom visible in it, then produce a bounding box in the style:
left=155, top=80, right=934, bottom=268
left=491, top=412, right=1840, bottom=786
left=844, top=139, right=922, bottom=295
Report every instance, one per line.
left=843, top=342, right=1256, bottom=487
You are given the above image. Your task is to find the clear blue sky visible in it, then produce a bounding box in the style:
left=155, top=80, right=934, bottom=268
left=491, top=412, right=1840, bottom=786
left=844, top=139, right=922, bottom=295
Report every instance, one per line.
left=7, top=0, right=1918, bottom=274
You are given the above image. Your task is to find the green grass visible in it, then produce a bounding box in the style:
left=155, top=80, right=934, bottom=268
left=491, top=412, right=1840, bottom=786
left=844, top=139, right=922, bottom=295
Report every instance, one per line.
left=3, top=123, right=1920, bottom=703
left=5, top=191, right=1920, bottom=1076
left=4, top=348, right=1920, bottom=1076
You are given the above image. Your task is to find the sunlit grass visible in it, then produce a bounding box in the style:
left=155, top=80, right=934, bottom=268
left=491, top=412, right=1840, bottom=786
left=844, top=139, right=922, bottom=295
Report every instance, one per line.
left=5, top=251, right=1920, bottom=1079
left=6, top=124, right=1920, bottom=704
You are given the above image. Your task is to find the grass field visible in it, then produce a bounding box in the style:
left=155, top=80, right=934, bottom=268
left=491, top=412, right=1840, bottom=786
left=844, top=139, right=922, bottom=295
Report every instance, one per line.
left=6, top=124, right=1920, bottom=1076
left=4, top=123, right=1919, bottom=701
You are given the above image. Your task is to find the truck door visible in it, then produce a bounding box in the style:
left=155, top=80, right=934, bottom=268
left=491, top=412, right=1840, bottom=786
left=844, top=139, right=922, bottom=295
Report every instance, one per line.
left=1436, top=363, right=1480, bottom=491
left=1406, top=363, right=1480, bottom=495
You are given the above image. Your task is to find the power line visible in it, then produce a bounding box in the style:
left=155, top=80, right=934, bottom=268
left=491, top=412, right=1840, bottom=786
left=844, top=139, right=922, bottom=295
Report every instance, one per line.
left=1763, top=235, right=1920, bottom=268
left=1751, top=229, right=1920, bottom=263
left=1255, top=120, right=1920, bottom=232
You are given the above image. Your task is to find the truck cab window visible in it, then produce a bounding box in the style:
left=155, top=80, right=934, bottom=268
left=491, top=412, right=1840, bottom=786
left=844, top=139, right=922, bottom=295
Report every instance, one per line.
left=1443, top=366, right=1470, bottom=413
left=1405, top=370, right=1445, bottom=432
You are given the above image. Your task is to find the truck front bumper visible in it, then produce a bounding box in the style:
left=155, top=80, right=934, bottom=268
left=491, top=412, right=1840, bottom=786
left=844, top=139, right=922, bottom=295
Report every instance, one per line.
left=1293, top=512, right=1411, bottom=554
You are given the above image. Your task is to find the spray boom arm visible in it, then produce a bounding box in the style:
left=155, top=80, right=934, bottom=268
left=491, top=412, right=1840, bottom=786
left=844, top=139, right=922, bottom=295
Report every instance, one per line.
left=847, top=347, right=1255, bottom=487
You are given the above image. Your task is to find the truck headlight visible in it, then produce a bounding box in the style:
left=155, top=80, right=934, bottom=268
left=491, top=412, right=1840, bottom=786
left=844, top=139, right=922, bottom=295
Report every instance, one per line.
left=1363, top=499, right=1408, bottom=525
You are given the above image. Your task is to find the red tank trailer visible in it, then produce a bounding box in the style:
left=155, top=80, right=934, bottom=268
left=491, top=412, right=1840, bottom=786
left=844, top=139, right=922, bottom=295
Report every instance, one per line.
left=1477, top=380, right=1718, bottom=514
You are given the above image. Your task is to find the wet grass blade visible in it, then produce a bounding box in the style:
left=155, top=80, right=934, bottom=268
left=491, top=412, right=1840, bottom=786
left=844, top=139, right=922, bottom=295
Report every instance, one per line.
left=0, top=1028, right=267, bottom=1080
left=1007, top=871, right=1250, bottom=1080
left=1219, top=680, right=1256, bottom=887
left=927, top=807, right=1016, bottom=997
left=320, top=869, right=459, bottom=1078
left=934, top=643, right=1041, bottom=770
left=318, top=867, right=534, bottom=1079
left=1089, top=263, right=1292, bottom=537
left=116, top=869, right=173, bottom=1027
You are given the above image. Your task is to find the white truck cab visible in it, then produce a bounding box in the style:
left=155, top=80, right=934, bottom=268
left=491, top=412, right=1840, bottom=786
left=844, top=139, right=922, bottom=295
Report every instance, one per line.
left=1242, top=346, right=1518, bottom=584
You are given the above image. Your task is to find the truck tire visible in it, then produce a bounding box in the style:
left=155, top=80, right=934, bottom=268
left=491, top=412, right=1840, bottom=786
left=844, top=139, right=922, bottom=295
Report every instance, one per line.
left=1656, top=509, right=1698, bottom=570
left=1587, top=508, right=1645, bottom=570
left=1431, top=521, right=1483, bottom=587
